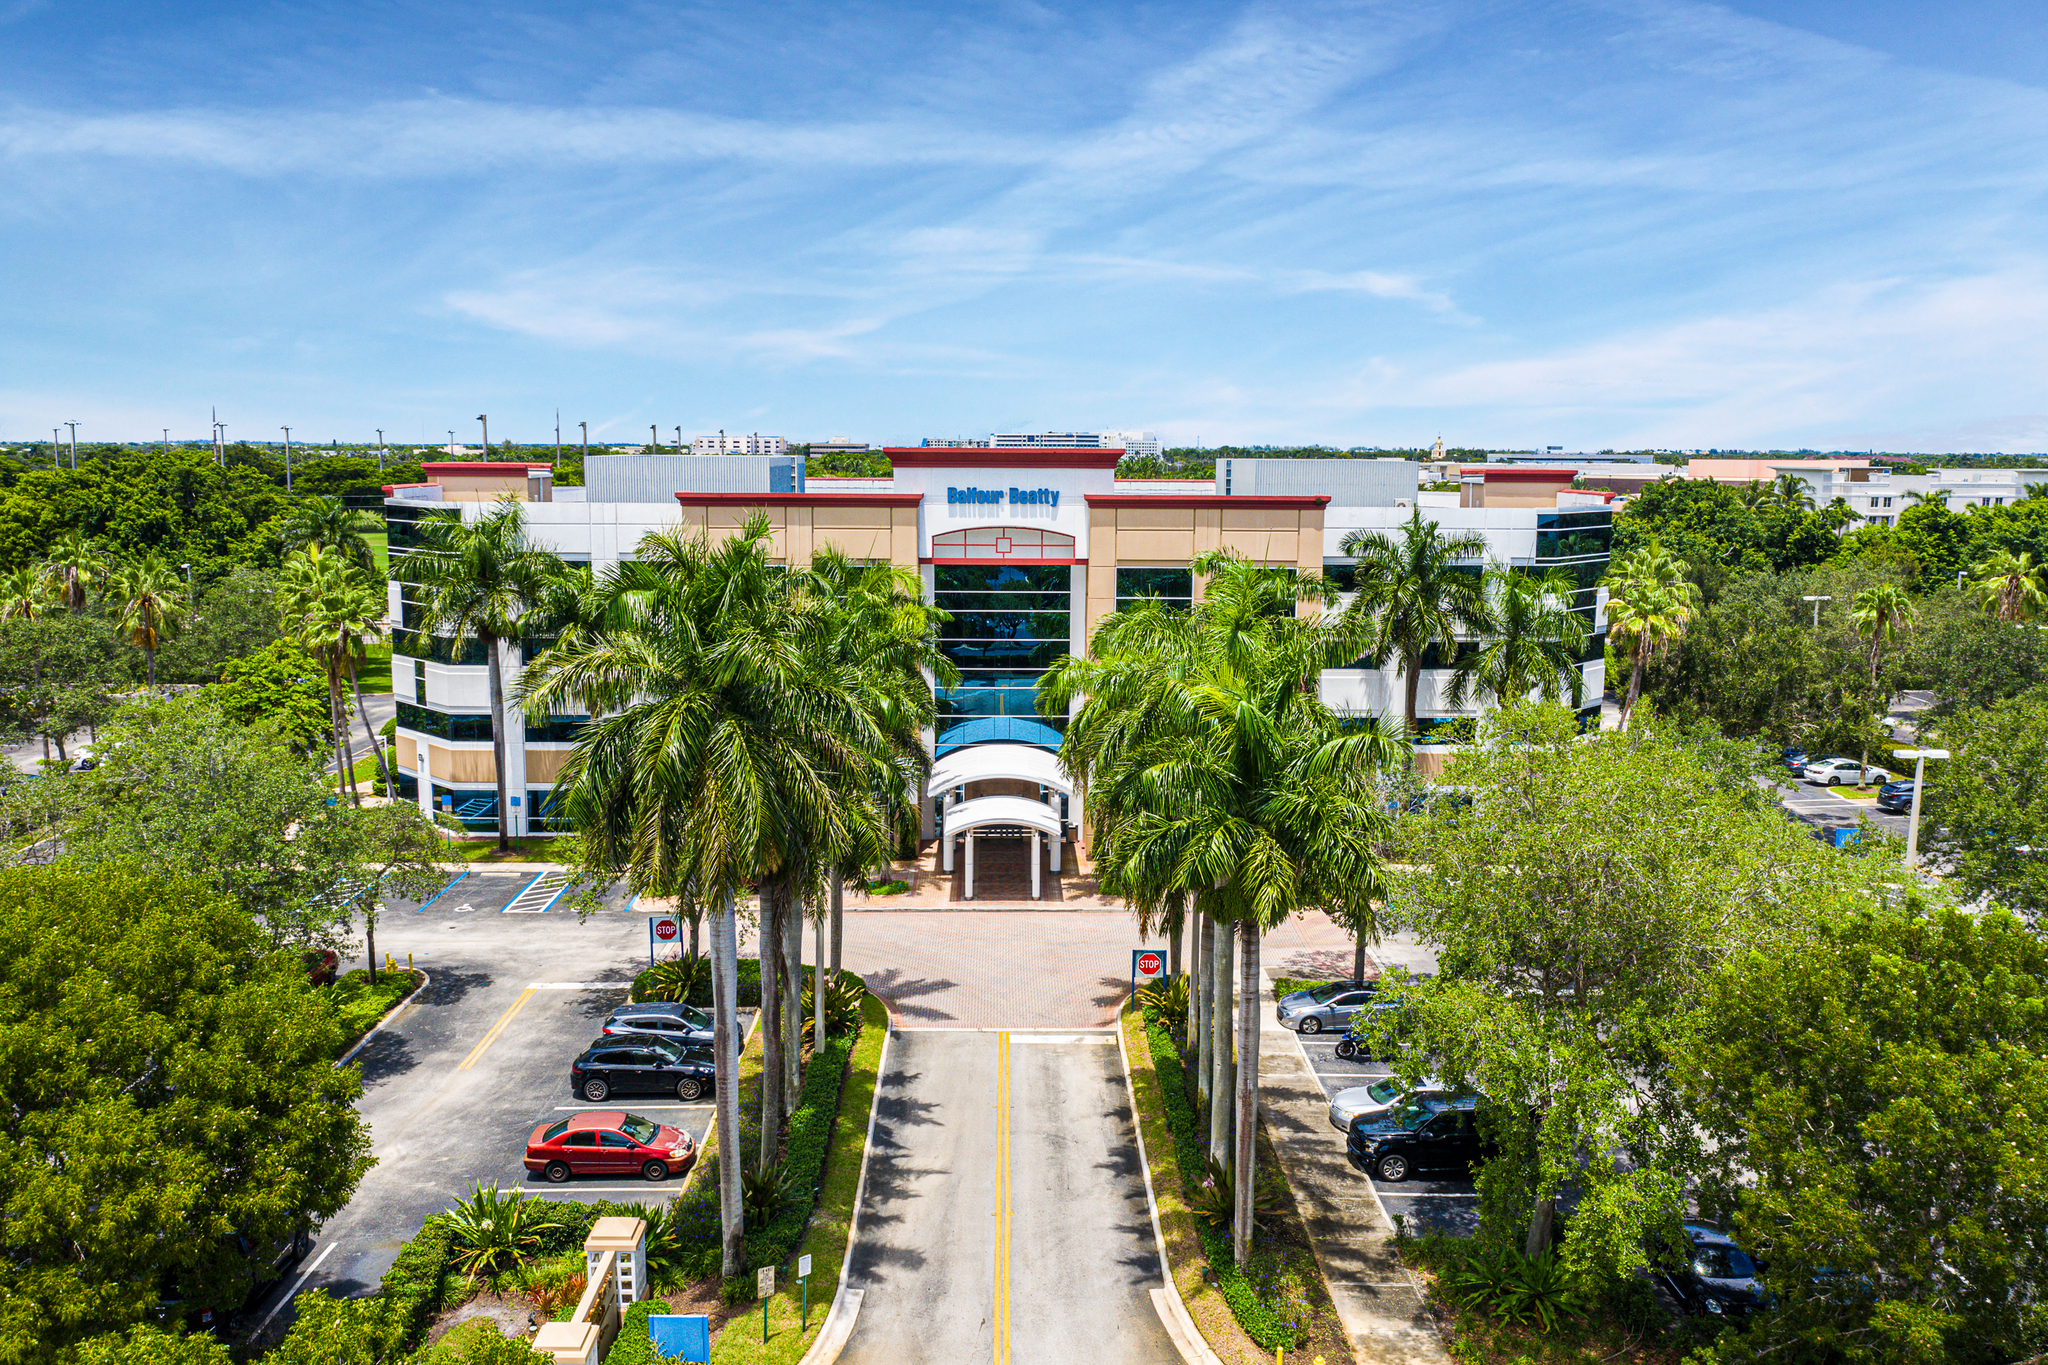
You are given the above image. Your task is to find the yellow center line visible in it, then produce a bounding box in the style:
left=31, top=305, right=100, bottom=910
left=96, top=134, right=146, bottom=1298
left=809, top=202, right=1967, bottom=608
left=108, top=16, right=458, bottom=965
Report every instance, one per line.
left=995, top=1029, right=1011, bottom=1365
left=459, top=987, right=536, bottom=1071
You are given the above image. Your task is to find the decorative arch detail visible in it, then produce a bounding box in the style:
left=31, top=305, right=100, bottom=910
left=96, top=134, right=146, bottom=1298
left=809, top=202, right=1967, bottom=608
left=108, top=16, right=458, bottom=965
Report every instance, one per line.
left=931, top=527, right=1075, bottom=561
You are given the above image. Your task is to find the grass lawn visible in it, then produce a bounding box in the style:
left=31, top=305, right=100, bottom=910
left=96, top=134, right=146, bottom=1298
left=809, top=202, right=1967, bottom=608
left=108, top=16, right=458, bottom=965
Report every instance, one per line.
left=1272, top=976, right=1341, bottom=1000
left=356, top=641, right=393, bottom=693
left=327, top=967, right=420, bottom=1050
left=365, top=529, right=389, bottom=575
left=441, top=836, right=568, bottom=863
left=708, top=991, right=890, bottom=1363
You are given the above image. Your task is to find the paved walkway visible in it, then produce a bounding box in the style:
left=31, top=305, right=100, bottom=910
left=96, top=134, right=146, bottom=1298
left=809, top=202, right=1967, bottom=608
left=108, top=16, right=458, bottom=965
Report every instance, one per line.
left=1255, top=955, right=1452, bottom=1364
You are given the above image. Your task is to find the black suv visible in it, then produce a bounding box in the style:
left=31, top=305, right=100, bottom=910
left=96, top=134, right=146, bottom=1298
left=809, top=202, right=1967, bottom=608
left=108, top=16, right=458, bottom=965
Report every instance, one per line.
left=571, top=1034, right=717, bottom=1102
left=1875, top=778, right=1915, bottom=814
left=1652, top=1223, right=1765, bottom=1319
left=1346, top=1098, right=1486, bottom=1182
left=601, top=1001, right=714, bottom=1045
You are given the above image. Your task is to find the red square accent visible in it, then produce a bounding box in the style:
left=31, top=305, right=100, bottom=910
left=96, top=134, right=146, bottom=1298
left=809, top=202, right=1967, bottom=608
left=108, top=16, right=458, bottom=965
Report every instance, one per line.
left=994, top=536, right=1013, bottom=555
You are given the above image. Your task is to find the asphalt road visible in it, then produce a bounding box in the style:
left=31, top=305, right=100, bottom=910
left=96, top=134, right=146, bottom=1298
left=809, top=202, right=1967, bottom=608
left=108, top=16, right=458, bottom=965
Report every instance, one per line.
left=249, top=870, right=738, bottom=1343
left=1286, top=1030, right=1481, bottom=1238
left=840, top=1030, right=1178, bottom=1365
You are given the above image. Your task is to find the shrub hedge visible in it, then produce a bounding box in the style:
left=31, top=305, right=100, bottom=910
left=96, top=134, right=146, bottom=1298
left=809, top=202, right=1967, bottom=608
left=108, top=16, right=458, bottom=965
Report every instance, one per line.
left=629, top=957, right=762, bottom=1010
left=1137, top=1008, right=1296, bottom=1349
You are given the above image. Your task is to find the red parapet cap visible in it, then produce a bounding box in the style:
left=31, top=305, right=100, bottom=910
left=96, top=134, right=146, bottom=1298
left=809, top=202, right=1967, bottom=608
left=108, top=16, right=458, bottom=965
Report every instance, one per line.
left=672, top=492, right=923, bottom=506
left=422, top=462, right=554, bottom=477
left=1084, top=494, right=1330, bottom=509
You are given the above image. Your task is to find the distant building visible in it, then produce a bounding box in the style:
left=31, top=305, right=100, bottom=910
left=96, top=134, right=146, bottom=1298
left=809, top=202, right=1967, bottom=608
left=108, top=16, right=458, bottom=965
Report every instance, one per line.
left=921, top=437, right=991, bottom=448
left=691, top=433, right=787, bottom=455
left=808, top=438, right=871, bottom=456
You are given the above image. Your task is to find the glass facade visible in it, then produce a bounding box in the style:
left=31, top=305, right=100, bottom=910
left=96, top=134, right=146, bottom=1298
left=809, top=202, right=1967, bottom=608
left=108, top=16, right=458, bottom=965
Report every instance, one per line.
left=525, top=714, right=588, bottom=743
left=430, top=785, right=498, bottom=831
left=930, top=527, right=1074, bottom=560
left=1115, top=567, right=1192, bottom=612
left=1531, top=509, right=1613, bottom=669
left=528, top=788, right=573, bottom=832
left=934, top=563, right=1070, bottom=750
left=385, top=504, right=458, bottom=554
left=397, top=701, right=494, bottom=741
left=390, top=629, right=489, bottom=666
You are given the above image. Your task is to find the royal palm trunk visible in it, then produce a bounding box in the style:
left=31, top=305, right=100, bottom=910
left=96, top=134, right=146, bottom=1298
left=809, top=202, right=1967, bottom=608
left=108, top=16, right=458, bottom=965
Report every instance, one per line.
left=1208, top=920, right=1234, bottom=1171
left=710, top=892, right=744, bottom=1275
left=781, top=886, right=801, bottom=1113
left=1195, top=913, right=1212, bottom=1107
left=830, top=874, right=843, bottom=976
left=758, top=881, right=784, bottom=1169
left=1233, top=919, right=1262, bottom=1266
left=485, top=635, right=512, bottom=849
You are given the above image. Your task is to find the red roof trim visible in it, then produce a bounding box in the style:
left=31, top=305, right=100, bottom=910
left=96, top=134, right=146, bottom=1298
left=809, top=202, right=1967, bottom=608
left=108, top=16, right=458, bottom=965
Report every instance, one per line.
left=921, top=557, right=1083, bottom=566
left=884, top=448, right=1122, bottom=470
left=423, top=462, right=553, bottom=477
left=1085, top=494, right=1330, bottom=509
left=673, top=492, right=922, bottom=507
left=1459, top=467, right=1577, bottom=481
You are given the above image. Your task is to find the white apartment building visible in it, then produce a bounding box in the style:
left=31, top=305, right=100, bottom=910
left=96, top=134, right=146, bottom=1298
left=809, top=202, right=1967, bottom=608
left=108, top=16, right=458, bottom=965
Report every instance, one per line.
left=691, top=433, right=787, bottom=455
left=991, top=430, right=1162, bottom=460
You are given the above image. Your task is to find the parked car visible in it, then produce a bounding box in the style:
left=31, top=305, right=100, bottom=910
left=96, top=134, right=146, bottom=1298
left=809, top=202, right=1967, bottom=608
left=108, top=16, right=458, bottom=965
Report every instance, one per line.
left=570, top=1034, right=716, bottom=1102
left=1346, top=1097, right=1487, bottom=1182
left=1652, top=1223, right=1766, bottom=1319
left=525, top=1109, right=696, bottom=1183
left=1876, top=778, right=1916, bottom=814
left=601, top=1001, right=714, bottom=1045
left=1328, top=1075, right=1451, bottom=1133
left=1802, top=757, right=1892, bottom=787
left=1276, top=980, right=1376, bottom=1034
left=1780, top=746, right=1810, bottom=776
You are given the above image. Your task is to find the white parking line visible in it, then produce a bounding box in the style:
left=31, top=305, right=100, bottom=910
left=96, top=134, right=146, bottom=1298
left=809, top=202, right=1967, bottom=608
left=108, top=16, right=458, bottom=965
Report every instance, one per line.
left=247, top=1240, right=338, bottom=1340
left=1379, top=1191, right=1480, bottom=1199
left=551, top=1103, right=710, bottom=1112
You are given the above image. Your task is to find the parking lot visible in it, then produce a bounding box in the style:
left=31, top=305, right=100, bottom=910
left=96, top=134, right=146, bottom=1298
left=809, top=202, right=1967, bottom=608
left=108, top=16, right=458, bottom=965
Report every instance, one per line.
left=1286, top=1030, right=1481, bottom=1237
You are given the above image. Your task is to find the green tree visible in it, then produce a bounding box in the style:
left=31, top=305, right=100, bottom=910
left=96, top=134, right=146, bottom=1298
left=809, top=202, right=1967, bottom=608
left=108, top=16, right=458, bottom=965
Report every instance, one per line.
left=1044, top=551, right=1398, bottom=1264
left=0, top=865, right=373, bottom=1363
left=1922, top=686, right=2048, bottom=922
left=401, top=503, right=564, bottom=851
left=1850, top=581, right=1915, bottom=684
left=280, top=545, right=391, bottom=803
left=155, top=565, right=283, bottom=684
left=1970, top=547, right=2047, bottom=623
left=73, top=1324, right=232, bottom=1365
left=216, top=637, right=337, bottom=754
left=0, top=613, right=127, bottom=762
left=1338, top=509, right=1492, bottom=734
left=520, top=517, right=909, bottom=1277
left=1684, top=905, right=2048, bottom=1364
left=1446, top=568, right=1585, bottom=710
left=39, top=530, right=105, bottom=612
left=1603, top=540, right=1701, bottom=728
left=1899, top=590, right=2048, bottom=712
left=1376, top=705, right=1900, bottom=1275
left=275, top=494, right=381, bottom=576
left=106, top=555, right=184, bottom=685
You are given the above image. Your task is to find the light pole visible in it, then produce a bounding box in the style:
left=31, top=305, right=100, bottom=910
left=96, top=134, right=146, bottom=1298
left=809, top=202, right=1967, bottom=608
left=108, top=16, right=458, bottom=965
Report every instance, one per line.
left=281, top=426, right=293, bottom=491
left=579, top=421, right=588, bottom=460
left=376, top=428, right=385, bottom=471
left=1895, top=747, right=1949, bottom=867
left=674, top=425, right=683, bottom=454
left=649, top=423, right=658, bottom=451
left=477, top=414, right=489, bottom=455
left=217, top=422, right=227, bottom=465
left=64, top=422, right=78, bottom=469
left=180, top=562, right=193, bottom=617
left=1801, top=594, right=1831, bottom=628
left=51, top=428, right=59, bottom=470
left=162, top=429, right=169, bottom=455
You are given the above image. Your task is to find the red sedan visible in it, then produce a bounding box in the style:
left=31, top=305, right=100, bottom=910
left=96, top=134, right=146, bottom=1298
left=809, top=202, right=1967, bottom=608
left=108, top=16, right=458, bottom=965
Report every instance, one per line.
left=525, top=1110, right=696, bottom=1183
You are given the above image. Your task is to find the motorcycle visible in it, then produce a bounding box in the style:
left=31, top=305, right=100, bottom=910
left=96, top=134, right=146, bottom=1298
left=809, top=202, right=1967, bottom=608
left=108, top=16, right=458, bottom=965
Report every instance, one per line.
left=1334, top=1025, right=1366, bottom=1061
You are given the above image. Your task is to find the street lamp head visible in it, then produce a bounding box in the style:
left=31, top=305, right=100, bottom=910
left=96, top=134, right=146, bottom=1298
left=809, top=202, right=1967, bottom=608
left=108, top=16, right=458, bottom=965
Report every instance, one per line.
left=1896, top=748, right=1950, bottom=760
left=1801, top=595, right=1832, bottom=602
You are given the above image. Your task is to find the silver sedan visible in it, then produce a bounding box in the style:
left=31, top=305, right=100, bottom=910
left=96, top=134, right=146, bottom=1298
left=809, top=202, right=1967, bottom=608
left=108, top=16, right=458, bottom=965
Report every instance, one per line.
left=1328, top=1076, right=1449, bottom=1133
left=1275, top=982, right=1376, bottom=1034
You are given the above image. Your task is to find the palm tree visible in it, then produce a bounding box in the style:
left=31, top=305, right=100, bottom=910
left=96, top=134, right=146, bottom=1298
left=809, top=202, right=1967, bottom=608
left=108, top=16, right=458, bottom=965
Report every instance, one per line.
left=1850, top=583, right=1915, bottom=685
left=1819, top=497, right=1859, bottom=533
left=1338, top=509, right=1492, bottom=735
left=1738, top=480, right=1773, bottom=511
left=106, top=556, right=184, bottom=685
left=1044, top=551, right=1398, bottom=1266
left=1970, top=550, right=2048, bottom=624
left=1601, top=541, right=1700, bottom=730
left=42, top=531, right=105, bottom=613
left=1771, top=472, right=1815, bottom=512
left=1445, top=569, right=1586, bottom=710
left=520, top=516, right=913, bottom=1277
left=280, top=545, right=392, bottom=804
left=0, top=568, right=45, bottom=624
left=401, top=502, right=564, bottom=851
left=1902, top=487, right=1953, bottom=506
left=277, top=495, right=381, bottom=576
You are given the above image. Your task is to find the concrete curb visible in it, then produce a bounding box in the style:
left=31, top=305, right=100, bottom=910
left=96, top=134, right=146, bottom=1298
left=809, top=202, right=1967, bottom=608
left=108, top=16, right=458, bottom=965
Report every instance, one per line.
left=1116, top=1002, right=1227, bottom=1365
left=795, top=1015, right=892, bottom=1365
left=334, top=969, right=430, bottom=1069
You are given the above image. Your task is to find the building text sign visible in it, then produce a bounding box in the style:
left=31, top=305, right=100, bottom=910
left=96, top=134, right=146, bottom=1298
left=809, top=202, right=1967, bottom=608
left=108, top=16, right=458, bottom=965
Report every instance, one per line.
left=947, top=486, right=1060, bottom=507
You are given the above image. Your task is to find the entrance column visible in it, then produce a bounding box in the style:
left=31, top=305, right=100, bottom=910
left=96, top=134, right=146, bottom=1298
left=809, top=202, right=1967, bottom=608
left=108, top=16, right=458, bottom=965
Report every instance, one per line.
left=943, top=829, right=954, bottom=873
left=1031, top=831, right=1042, bottom=900
left=964, top=828, right=975, bottom=899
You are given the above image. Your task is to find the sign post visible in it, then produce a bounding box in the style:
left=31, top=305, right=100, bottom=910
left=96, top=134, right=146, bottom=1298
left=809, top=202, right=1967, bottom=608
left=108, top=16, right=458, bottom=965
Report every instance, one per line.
left=798, top=1253, right=812, bottom=1329
left=1131, top=948, right=1165, bottom=990
left=648, top=914, right=681, bottom=966
left=757, top=1265, right=775, bottom=1343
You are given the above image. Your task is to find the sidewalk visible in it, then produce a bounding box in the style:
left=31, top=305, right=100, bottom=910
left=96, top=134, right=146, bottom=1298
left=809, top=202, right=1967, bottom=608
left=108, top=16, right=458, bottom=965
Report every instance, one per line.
left=1255, top=954, right=1451, bottom=1365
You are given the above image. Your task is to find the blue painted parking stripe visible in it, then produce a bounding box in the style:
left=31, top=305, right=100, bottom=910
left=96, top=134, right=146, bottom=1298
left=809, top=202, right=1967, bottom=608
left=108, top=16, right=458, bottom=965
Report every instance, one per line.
left=501, top=870, right=548, bottom=912
left=415, top=869, right=469, bottom=911
left=536, top=877, right=573, bottom=914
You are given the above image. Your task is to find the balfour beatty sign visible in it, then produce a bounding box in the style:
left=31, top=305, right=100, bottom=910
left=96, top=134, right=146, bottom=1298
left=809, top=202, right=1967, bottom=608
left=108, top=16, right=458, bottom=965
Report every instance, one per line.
left=947, top=486, right=1061, bottom=507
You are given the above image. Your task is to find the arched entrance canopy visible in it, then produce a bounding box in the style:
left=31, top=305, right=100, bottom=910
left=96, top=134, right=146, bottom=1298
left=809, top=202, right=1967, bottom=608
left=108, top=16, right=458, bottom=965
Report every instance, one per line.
left=940, top=794, right=1065, bottom=899
left=927, top=743, right=1074, bottom=800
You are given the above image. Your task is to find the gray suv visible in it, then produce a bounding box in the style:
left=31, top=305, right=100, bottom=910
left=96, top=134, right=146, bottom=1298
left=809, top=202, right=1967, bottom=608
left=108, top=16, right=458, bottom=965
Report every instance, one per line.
left=1275, top=980, right=1376, bottom=1034
left=601, top=1001, right=714, bottom=1046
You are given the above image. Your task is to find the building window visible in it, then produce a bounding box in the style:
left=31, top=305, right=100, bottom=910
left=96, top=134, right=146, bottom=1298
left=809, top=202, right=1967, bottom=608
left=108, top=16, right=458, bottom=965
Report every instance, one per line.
left=385, top=504, right=458, bottom=555
left=391, top=629, right=489, bottom=667
left=931, top=527, right=1075, bottom=561
left=528, top=788, right=573, bottom=833
left=396, top=700, right=494, bottom=741
left=1115, top=567, right=1192, bottom=611
left=933, top=563, right=1070, bottom=749
left=525, top=715, right=588, bottom=743
left=1869, top=497, right=1880, bottom=509
left=430, top=785, right=498, bottom=831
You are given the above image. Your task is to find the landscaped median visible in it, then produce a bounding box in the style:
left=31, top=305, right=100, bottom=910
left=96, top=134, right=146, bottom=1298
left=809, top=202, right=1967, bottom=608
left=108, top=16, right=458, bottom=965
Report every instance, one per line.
left=357, top=971, right=885, bottom=1363
left=1121, top=994, right=1356, bottom=1365
left=328, top=966, right=424, bottom=1059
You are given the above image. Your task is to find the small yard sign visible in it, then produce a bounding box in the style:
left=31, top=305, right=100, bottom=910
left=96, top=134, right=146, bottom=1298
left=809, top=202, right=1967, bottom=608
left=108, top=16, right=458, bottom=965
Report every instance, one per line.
left=1132, top=949, right=1165, bottom=987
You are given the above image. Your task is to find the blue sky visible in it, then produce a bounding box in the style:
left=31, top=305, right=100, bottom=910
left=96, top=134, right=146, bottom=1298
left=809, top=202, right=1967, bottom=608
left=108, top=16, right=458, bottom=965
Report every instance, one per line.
left=3, top=0, right=2046, bottom=452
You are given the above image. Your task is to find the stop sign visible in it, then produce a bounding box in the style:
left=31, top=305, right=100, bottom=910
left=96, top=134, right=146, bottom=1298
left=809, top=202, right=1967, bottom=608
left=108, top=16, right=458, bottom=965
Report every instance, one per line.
left=652, top=916, right=679, bottom=940
left=1133, top=950, right=1165, bottom=983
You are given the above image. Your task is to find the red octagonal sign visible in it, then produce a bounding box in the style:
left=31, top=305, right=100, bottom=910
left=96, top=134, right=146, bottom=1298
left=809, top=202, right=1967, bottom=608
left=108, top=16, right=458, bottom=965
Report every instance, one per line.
left=1135, top=951, right=1164, bottom=979
left=653, top=918, right=679, bottom=941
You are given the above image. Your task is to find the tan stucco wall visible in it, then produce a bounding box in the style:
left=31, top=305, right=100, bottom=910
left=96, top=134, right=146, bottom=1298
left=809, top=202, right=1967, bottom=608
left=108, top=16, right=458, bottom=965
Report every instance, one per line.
left=432, top=474, right=533, bottom=502
left=524, top=748, right=572, bottom=783
left=1084, top=501, right=1325, bottom=641
left=427, top=743, right=497, bottom=783
left=397, top=734, right=418, bottom=772
left=670, top=503, right=919, bottom=566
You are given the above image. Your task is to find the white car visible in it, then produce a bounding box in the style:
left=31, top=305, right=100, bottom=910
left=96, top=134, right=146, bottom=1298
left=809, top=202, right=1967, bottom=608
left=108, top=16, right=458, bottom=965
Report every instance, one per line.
left=1802, top=757, right=1891, bottom=787
left=1328, top=1076, right=1450, bottom=1133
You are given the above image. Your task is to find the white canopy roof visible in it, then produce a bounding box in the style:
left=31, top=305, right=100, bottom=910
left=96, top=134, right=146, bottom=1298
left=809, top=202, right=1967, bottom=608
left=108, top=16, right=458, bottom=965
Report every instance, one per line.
left=941, top=794, right=1064, bottom=840
left=926, top=742, right=1074, bottom=799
